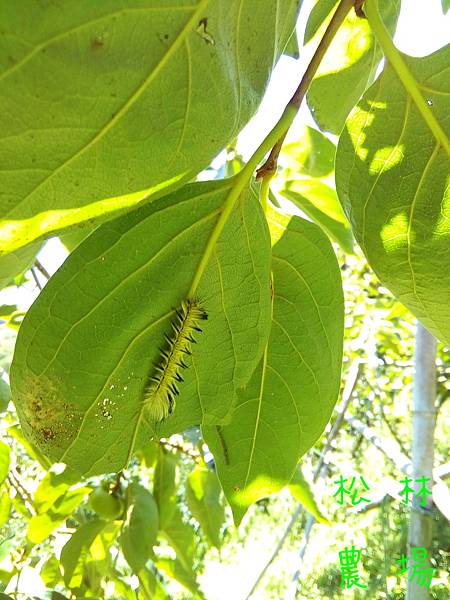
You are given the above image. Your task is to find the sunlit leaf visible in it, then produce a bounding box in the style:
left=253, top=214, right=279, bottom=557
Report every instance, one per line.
left=204, top=215, right=343, bottom=523
left=11, top=180, right=271, bottom=475
left=0, top=0, right=300, bottom=254
left=281, top=125, right=336, bottom=178
left=0, top=378, right=11, bottom=413
left=0, top=493, right=11, bottom=529
left=0, top=242, right=41, bottom=291
left=336, top=45, right=450, bottom=345
left=121, top=483, right=159, bottom=574
left=186, top=465, right=225, bottom=548
left=288, top=464, right=330, bottom=524
left=0, top=441, right=10, bottom=485
left=60, top=519, right=107, bottom=586
left=280, top=178, right=354, bottom=253
left=156, top=557, right=205, bottom=599
left=306, top=0, right=400, bottom=134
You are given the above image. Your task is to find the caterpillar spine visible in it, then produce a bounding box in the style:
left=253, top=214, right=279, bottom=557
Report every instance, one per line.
left=144, top=298, right=207, bottom=422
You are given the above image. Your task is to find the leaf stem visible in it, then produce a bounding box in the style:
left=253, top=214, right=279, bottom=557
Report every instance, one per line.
left=256, top=0, right=356, bottom=180
left=364, top=0, right=450, bottom=157
left=188, top=0, right=354, bottom=297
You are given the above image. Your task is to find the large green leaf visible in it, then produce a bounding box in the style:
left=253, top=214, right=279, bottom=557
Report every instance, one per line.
left=121, top=483, right=159, bottom=574
left=280, top=178, right=354, bottom=253
left=11, top=179, right=272, bottom=475
left=336, top=46, right=450, bottom=345
left=306, top=0, right=400, bottom=134
left=204, top=215, right=343, bottom=523
left=186, top=465, right=225, bottom=548
left=156, top=557, right=204, bottom=599
left=0, top=0, right=300, bottom=255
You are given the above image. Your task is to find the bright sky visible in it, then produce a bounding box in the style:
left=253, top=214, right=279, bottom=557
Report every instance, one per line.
left=1, top=0, right=449, bottom=314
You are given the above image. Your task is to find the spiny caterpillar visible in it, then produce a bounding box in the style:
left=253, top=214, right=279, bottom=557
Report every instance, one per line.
left=144, top=298, right=207, bottom=422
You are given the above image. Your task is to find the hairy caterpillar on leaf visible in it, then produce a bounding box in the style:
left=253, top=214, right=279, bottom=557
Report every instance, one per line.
left=144, top=298, right=207, bottom=422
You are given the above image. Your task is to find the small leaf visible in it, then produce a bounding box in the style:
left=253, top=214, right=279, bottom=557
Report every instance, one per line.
left=34, top=466, right=80, bottom=513
left=442, top=0, right=450, bottom=15
left=121, top=483, right=159, bottom=574
left=0, top=242, right=41, bottom=290
left=304, top=0, right=337, bottom=44
left=153, top=450, right=178, bottom=526
left=306, top=0, right=400, bottom=134
left=138, top=567, right=169, bottom=600
left=204, top=215, right=344, bottom=523
left=186, top=466, right=225, bottom=548
left=0, top=441, right=10, bottom=485
left=156, top=557, right=204, bottom=599
left=0, top=492, right=11, bottom=528
left=40, top=556, right=63, bottom=588
left=0, top=378, right=11, bottom=413
left=288, top=465, right=330, bottom=524
left=336, top=45, right=450, bottom=345
left=280, top=178, right=354, bottom=253
left=60, top=519, right=106, bottom=586
left=281, top=125, right=336, bottom=178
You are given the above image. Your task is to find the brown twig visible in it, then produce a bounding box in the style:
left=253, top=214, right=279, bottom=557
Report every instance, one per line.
left=34, top=259, right=50, bottom=280
left=255, top=0, right=355, bottom=180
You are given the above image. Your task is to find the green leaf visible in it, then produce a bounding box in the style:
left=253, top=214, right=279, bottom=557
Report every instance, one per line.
left=0, top=242, right=41, bottom=290
left=0, top=441, right=10, bottom=485
left=156, top=557, right=204, bottom=599
left=186, top=465, right=225, bottom=548
left=284, top=30, right=300, bottom=59
left=304, top=0, right=337, bottom=45
left=121, top=483, right=159, bottom=574
left=11, top=180, right=272, bottom=475
left=153, top=449, right=196, bottom=569
left=281, top=125, right=336, bottom=178
left=0, top=0, right=299, bottom=254
left=336, top=45, right=450, bottom=346
left=288, top=464, right=330, bottom=524
left=40, top=556, right=63, bottom=588
left=27, top=487, right=89, bottom=544
left=0, top=378, right=11, bottom=413
left=442, top=0, right=450, bottom=15
left=138, top=568, right=169, bottom=600
left=306, top=0, right=400, bottom=134
left=280, top=178, right=354, bottom=253
left=204, top=215, right=344, bottom=523
left=0, top=492, right=11, bottom=528
left=34, top=466, right=80, bottom=513
left=60, top=519, right=106, bottom=586
left=153, top=450, right=178, bottom=526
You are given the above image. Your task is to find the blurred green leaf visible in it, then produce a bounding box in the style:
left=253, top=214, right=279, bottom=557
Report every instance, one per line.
left=280, top=178, right=354, bottom=253
left=0, top=441, right=10, bottom=485
left=121, top=483, right=159, bottom=574
left=186, top=465, right=225, bottom=548
left=441, top=0, right=450, bottom=14
left=281, top=125, right=336, bottom=178
left=0, top=492, right=11, bottom=528
left=307, top=0, right=400, bottom=134
left=288, top=465, right=330, bottom=524
left=60, top=519, right=106, bottom=586
left=336, top=45, right=450, bottom=345
left=138, top=567, right=169, bottom=600
left=156, top=557, right=205, bottom=599
left=40, top=556, right=63, bottom=588
left=0, top=378, right=11, bottom=413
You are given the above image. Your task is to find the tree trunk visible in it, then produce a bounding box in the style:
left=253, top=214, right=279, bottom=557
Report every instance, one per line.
left=406, top=322, right=437, bottom=600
